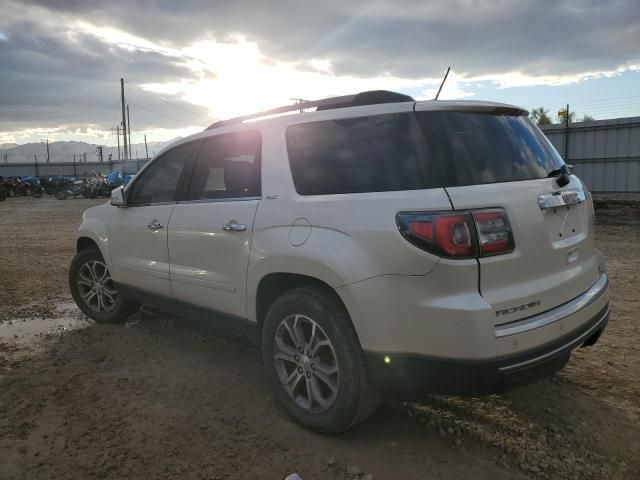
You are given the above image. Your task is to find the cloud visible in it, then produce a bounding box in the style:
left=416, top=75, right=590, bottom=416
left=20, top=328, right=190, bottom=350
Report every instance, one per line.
left=0, top=5, right=212, bottom=138
left=20, top=0, right=640, bottom=80
left=2, top=0, right=640, bottom=143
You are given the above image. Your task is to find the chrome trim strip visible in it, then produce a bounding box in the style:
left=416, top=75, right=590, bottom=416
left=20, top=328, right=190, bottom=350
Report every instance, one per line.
left=175, top=196, right=260, bottom=205
left=538, top=189, right=586, bottom=209
left=495, top=273, right=608, bottom=338
left=499, top=305, right=609, bottom=373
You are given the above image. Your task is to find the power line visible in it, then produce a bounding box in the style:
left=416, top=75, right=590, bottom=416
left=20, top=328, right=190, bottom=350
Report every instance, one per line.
left=127, top=101, right=208, bottom=125
left=126, top=81, right=216, bottom=120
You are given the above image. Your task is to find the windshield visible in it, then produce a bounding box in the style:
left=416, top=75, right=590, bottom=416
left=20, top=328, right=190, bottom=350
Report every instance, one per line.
left=416, top=111, right=565, bottom=187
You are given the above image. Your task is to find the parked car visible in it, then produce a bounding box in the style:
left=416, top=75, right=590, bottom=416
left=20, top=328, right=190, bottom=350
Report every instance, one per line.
left=69, top=90, right=609, bottom=433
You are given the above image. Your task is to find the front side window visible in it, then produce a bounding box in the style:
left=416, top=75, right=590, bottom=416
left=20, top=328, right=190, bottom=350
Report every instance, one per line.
left=286, top=113, right=439, bottom=195
left=187, top=130, right=261, bottom=200
left=128, top=141, right=199, bottom=205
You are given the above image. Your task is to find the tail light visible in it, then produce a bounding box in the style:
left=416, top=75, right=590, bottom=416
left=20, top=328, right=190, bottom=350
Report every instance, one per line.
left=472, top=209, right=514, bottom=256
left=397, top=208, right=514, bottom=259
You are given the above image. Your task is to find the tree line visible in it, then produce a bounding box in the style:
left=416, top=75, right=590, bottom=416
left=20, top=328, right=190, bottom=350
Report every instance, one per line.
left=530, top=107, right=594, bottom=126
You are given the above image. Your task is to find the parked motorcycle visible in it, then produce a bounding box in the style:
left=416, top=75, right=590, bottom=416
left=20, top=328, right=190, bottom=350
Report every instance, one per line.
left=0, top=177, right=17, bottom=197
left=55, top=178, right=91, bottom=200
left=20, top=176, right=44, bottom=198
left=86, top=170, right=124, bottom=198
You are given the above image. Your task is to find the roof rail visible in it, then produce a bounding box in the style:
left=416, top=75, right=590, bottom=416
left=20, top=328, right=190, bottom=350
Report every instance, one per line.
left=205, top=90, right=414, bottom=130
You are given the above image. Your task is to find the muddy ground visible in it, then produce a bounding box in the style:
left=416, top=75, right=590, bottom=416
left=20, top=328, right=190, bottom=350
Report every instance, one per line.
left=0, top=196, right=639, bottom=480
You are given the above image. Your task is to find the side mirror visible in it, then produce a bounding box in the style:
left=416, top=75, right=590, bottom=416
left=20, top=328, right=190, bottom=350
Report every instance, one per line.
left=110, top=186, right=126, bottom=207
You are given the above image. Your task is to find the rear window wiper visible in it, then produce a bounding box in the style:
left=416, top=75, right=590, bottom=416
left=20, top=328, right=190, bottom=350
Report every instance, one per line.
left=547, top=165, right=571, bottom=187
left=547, top=165, right=570, bottom=178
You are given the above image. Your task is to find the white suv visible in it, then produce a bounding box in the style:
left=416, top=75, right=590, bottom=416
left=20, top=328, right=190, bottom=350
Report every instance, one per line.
left=70, top=91, right=609, bottom=432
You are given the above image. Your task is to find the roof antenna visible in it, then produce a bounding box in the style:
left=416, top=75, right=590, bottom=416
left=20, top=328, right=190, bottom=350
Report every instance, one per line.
left=434, top=66, right=451, bottom=100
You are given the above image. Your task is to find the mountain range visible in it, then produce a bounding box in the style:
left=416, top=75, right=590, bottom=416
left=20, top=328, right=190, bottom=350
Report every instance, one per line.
left=0, top=139, right=180, bottom=164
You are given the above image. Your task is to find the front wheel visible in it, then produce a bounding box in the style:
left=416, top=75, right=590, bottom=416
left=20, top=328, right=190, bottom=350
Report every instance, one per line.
left=55, top=190, right=68, bottom=200
left=69, top=247, right=138, bottom=323
left=31, top=186, right=43, bottom=198
left=261, top=286, right=381, bottom=433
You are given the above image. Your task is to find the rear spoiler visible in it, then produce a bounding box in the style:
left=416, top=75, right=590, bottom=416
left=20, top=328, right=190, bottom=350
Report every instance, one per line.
left=415, top=101, right=528, bottom=116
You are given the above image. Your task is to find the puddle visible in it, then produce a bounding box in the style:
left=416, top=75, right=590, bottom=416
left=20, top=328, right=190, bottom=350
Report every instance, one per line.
left=0, top=302, right=93, bottom=344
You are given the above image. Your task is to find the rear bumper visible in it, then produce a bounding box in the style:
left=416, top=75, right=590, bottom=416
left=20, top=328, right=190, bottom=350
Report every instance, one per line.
left=365, top=275, right=609, bottom=395
left=364, top=302, right=609, bottom=396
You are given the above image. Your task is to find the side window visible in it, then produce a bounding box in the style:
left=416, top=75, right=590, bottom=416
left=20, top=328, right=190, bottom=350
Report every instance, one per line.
left=286, top=113, right=439, bottom=195
left=187, top=130, right=261, bottom=200
left=128, top=141, right=199, bottom=205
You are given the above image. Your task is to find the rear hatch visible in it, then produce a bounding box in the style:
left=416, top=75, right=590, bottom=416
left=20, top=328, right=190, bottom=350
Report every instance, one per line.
left=415, top=104, right=600, bottom=323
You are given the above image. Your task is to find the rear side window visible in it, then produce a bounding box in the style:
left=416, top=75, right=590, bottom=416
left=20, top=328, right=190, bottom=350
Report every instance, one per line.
left=416, top=111, right=565, bottom=187
left=286, top=113, right=439, bottom=195
left=187, top=130, right=261, bottom=200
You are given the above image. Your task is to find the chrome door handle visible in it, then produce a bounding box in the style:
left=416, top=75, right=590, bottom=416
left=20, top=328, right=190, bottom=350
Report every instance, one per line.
left=147, top=220, right=164, bottom=230
left=223, top=220, right=247, bottom=232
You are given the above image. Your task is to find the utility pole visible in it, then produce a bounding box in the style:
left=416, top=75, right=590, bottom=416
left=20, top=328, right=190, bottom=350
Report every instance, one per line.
left=120, top=78, right=128, bottom=160
left=558, top=103, right=570, bottom=161
left=96, top=146, right=103, bottom=163
left=565, top=103, right=570, bottom=161
left=34, top=154, right=39, bottom=177
left=290, top=97, right=306, bottom=113
left=127, top=104, right=132, bottom=158
left=116, top=125, right=121, bottom=160
left=41, top=138, right=50, bottom=162
left=144, top=134, right=149, bottom=159
left=73, top=154, right=77, bottom=177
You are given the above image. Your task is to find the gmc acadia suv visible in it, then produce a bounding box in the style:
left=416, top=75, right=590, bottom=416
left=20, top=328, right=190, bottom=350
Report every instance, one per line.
left=70, top=91, right=609, bottom=432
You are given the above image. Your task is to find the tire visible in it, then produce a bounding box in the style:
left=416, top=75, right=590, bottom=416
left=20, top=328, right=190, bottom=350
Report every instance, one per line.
left=261, top=286, right=381, bottom=433
left=55, top=190, right=68, bottom=200
left=0, top=190, right=6, bottom=201
left=31, top=186, right=43, bottom=198
left=69, top=247, right=139, bottom=323
left=7, top=187, right=16, bottom=197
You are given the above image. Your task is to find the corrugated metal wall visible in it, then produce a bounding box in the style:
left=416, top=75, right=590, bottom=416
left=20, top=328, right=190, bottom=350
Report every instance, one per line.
left=540, top=117, right=640, bottom=192
left=0, top=159, right=149, bottom=178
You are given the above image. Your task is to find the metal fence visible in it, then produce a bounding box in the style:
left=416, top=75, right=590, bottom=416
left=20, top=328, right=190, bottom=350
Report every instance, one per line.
left=0, top=159, right=150, bottom=178
left=2, top=116, right=639, bottom=191
left=540, top=117, right=640, bottom=192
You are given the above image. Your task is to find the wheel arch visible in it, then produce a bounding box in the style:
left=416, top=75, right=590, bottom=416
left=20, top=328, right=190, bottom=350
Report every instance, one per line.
left=76, top=220, right=112, bottom=272
left=77, top=236, right=99, bottom=253
left=254, top=272, right=355, bottom=340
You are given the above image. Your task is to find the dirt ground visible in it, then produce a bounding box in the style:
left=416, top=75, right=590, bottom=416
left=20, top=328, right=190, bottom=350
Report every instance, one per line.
left=1, top=195, right=639, bottom=480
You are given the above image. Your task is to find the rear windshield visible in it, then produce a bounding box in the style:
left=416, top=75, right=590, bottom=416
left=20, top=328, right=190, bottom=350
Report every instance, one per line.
left=285, top=111, right=565, bottom=195
left=416, top=111, right=565, bottom=187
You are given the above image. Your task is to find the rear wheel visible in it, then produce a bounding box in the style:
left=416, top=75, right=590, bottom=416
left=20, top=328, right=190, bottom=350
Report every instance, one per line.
left=0, top=190, right=6, bottom=201
left=261, top=286, right=381, bottom=433
left=69, top=247, right=138, bottom=323
left=55, top=190, right=68, bottom=200
left=31, top=186, right=43, bottom=198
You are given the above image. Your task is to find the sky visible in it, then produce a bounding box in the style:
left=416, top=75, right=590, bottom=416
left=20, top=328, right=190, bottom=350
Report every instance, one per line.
left=0, top=0, right=639, bottom=147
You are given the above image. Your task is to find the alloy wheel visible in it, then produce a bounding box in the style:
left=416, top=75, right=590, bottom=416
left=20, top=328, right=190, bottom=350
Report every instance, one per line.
left=76, top=260, right=118, bottom=313
left=273, top=314, right=340, bottom=412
